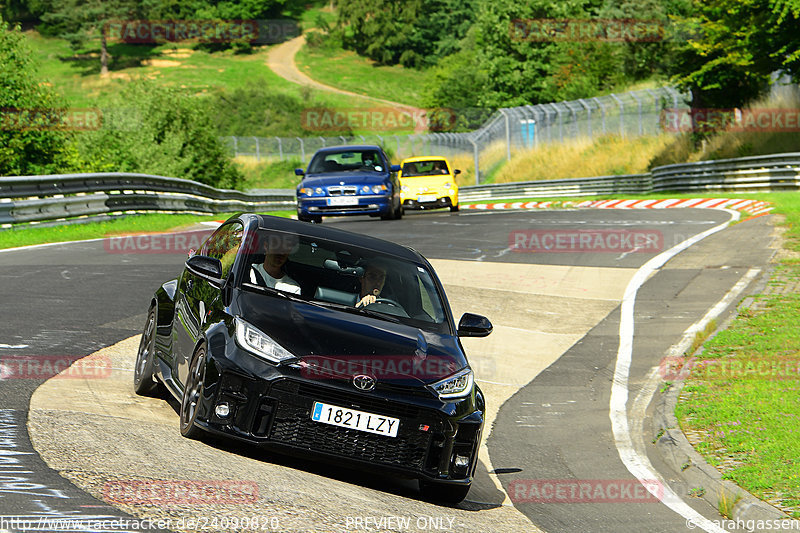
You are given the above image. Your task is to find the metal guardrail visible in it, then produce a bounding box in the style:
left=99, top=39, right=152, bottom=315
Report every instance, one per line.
left=459, top=174, right=652, bottom=201
left=459, top=153, right=800, bottom=201
left=0, top=173, right=295, bottom=224
left=1, top=153, right=799, bottom=224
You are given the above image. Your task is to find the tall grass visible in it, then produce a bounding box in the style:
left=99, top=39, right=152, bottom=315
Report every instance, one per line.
left=650, top=88, right=800, bottom=167
left=491, top=134, right=674, bottom=183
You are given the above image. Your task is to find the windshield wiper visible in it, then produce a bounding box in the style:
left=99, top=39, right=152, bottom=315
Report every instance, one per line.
left=309, top=298, right=402, bottom=323
left=242, top=282, right=303, bottom=302
left=354, top=307, right=402, bottom=323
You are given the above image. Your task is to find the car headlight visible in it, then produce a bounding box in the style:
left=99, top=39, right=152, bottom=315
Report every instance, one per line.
left=235, top=317, right=295, bottom=364
left=428, top=368, right=473, bottom=399
left=443, top=182, right=452, bottom=188
left=372, top=184, right=387, bottom=194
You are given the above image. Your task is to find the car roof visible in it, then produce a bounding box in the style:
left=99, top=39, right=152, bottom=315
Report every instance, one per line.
left=313, top=145, right=384, bottom=154
left=247, top=214, right=424, bottom=263
left=400, top=156, right=450, bottom=163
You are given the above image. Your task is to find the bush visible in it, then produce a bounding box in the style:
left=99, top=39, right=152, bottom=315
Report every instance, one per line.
left=0, top=16, right=74, bottom=176
left=76, top=80, right=242, bottom=189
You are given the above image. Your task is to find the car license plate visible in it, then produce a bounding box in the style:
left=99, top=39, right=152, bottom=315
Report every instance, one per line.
left=417, top=195, right=436, bottom=203
left=311, top=402, right=399, bottom=437
left=328, top=197, right=358, bottom=206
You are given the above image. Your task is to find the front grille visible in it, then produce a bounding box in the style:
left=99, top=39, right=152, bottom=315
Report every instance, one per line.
left=327, top=185, right=358, bottom=196
left=266, top=380, right=442, bottom=471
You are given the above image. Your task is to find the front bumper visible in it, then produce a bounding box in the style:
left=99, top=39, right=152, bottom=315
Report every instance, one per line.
left=402, top=195, right=457, bottom=210
left=196, top=350, right=483, bottom=483
left=297, top=195, right=391, bottom=217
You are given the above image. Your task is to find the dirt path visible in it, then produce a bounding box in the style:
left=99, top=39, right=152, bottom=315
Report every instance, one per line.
left=266, top=35, right=419, bottom=111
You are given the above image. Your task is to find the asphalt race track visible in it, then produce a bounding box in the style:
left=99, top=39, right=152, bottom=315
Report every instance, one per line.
left=0, top=207, right=777, bottom=533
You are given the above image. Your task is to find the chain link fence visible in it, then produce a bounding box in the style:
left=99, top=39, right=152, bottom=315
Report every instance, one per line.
left=223, top=86, right=689, bottom=184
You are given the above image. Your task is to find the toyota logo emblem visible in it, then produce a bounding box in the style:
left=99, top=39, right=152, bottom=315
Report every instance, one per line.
left=353, top=374, right=376, bottom=392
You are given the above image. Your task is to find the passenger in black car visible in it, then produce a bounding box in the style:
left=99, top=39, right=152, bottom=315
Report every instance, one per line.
left=250, top=234, right=301, bottom=294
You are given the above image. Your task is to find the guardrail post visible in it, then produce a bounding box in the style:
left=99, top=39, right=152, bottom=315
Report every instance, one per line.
left=0, top=202, right=13, bottom=224
left=276, top=137, right=283, bottom=161
left=253, top=137, right=260, bottom=161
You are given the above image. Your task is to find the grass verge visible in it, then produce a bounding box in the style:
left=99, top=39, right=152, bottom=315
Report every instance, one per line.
left=294, top=38, right=428, bottom=109
left=671, top=192, right=800, bottom=518
left=0, top=211, right=293, bottom=251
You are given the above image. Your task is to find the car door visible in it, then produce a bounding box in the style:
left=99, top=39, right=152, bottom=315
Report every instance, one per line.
left=173, top=221, right=243, bottom=386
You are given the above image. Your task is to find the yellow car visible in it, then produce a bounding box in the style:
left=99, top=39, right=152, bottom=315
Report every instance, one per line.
left=398, top=156, right=460, bottom=212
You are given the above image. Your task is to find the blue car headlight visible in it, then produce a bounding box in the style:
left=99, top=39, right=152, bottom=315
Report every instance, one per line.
left=428, top=368, right=474, bottom=399
left=235, top=317, right=296, bottom=364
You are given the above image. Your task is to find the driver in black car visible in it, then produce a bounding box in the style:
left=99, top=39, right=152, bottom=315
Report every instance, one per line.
left=355, top=261, right=386, bottom=308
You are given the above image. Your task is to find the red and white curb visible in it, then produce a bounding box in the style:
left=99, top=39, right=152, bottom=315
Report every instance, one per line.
left=462, top=198, right=773, bottom=217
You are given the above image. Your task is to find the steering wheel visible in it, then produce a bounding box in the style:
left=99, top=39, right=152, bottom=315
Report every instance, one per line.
left=370, top=298, right=403, bottom=308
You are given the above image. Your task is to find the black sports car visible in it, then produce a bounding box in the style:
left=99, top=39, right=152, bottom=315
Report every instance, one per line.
left=134, top=213, right=492, bottom=503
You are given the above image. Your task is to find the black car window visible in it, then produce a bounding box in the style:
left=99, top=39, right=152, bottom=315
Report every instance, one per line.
left=245, top=229, right=448, bottom=332
left=308, top=150, right=385, bottom=173
left=200, top=222, right=243, bottom=279
left=402, top=160, right=449, bottom=177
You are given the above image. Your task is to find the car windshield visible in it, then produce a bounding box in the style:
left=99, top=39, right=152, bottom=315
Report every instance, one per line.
left=307, top=150, right=384, bottom=173
left=401, top=160, right=449, bottom=177
left=241, top=229, right=448, bottom=331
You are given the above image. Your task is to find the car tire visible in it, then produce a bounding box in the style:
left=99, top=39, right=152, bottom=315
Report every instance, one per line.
left=449, top=204, right=459, bottom=212
left=180, top=345, right=207, bottom=440
left=133, top=307, right=160, bottom=396
left=418, top=479, right=471, bottom=504
left=394, top=203, right=404, bottom=220
left=380, top=202, right=396, bottom=220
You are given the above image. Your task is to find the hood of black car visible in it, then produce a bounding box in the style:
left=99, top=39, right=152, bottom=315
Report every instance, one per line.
left=235, top=291, right=464, bottom=386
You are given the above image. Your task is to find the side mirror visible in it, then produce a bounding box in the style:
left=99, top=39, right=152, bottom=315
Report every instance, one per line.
left=457, top=313, right=493, bottom=337
left=454, top=169, right=461, bottom=175
left=294, top=168, right=305, bottom=176
left=186, top=255, right=223, bottom=283
left=390, top=164, right=401, bottom=172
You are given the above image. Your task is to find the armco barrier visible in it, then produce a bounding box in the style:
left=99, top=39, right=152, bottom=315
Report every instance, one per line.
left=1, top=153, right=799, bottom=224
left=0, top=173, right=295, bottom=224
left=458, top=152, right=800, bottom=202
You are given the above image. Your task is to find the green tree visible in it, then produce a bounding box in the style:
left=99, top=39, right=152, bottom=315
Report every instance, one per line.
left=0, top=16, right=74, bottom=176
left=77, top=81, right=241, bottom=189
left=40, top=0, right=140, bottom=76
left=671, top=0, right=800, bottom=108
left=336, top=0, right=477, bottom=68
